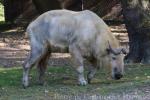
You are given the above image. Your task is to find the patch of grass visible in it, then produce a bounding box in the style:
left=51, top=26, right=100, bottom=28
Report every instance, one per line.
left=0, top=64, right=150, bottom=99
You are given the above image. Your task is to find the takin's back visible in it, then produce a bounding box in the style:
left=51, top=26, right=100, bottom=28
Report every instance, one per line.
left=27, top=9, right=119, bottom=55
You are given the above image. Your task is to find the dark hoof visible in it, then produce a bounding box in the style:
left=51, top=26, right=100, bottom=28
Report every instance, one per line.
left=38, top=81, right=45, bottom=86
left=22, top=85, right=28, bottom=89
left=87, top=79, right=91, bottom=84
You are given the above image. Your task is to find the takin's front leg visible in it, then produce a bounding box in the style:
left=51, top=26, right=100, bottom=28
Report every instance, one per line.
left=69, top=45, right=87, bottom=86
left=87, top=66, right=97, bottom=84
left=76, top=65, right=87, bottom=85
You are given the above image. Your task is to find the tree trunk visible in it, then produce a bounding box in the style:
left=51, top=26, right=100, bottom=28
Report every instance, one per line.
left=85, top=0, right=119, bottom=17
left=4, top=0, right=121, bottom=22
left=32, top=0, right=61, bottom=14
left=120, top=0, right=150, bottom=64
left=32, top=0, right=82, bottom=14
left=32, top=0, right=119, bottom=17
left=4, top=0, right=26, bottom=23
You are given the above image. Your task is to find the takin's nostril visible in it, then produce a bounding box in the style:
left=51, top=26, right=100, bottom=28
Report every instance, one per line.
left=114, top=73, right=123, bottom=80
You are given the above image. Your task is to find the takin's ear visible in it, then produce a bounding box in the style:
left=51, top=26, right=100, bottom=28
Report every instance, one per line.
left=112, top=48, right=129, bottom=55
left=106, top=41, right=128, bottom=55
left=106, top=47, right=128, bottom=55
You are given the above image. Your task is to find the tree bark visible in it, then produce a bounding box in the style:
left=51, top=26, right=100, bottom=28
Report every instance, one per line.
left=120, top=0, right=150, bottom=64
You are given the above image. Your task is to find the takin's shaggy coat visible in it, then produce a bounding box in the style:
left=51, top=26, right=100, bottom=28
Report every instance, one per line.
left=22, top=10, right=126, bottom=88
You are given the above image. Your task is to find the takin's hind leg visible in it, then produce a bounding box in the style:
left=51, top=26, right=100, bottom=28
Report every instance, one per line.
left=69, top=45, right=87, bottom=86
left=22, top=55, right=38, bottom=88
left=22, top=46, right=47, bottom=88
left=37, top=51, right=51, bottom=85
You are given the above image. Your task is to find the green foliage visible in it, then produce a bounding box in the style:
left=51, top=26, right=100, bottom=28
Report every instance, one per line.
left=0, top=0, right=3, bottom=5
left=0, top=65, right=150, bottom=99
left=0, top=1, right=4, bottom=22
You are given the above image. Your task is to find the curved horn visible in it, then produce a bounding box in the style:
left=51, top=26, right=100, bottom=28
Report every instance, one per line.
left=107, top=41, right=129, bottom=55
left=107, top=41, right=121, bottom=55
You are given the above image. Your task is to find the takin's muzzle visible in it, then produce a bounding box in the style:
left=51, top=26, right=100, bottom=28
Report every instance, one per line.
left=113, top=73, right=123, bottom=80
left=112, top=67, right=123, bottom=80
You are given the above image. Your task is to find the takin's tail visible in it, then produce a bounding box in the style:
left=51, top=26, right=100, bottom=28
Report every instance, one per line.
left=24, top=32, right=29, bottom=39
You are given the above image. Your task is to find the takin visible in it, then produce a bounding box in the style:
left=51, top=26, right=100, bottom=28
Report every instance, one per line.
left=22, top=9, right=127, bottom=88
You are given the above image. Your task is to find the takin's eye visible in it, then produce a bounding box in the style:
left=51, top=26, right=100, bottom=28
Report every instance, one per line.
left=112, top=56, right=116, bottom=60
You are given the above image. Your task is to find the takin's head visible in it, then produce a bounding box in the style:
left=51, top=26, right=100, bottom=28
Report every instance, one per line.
left=106, top=43, right=127, bottom=80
